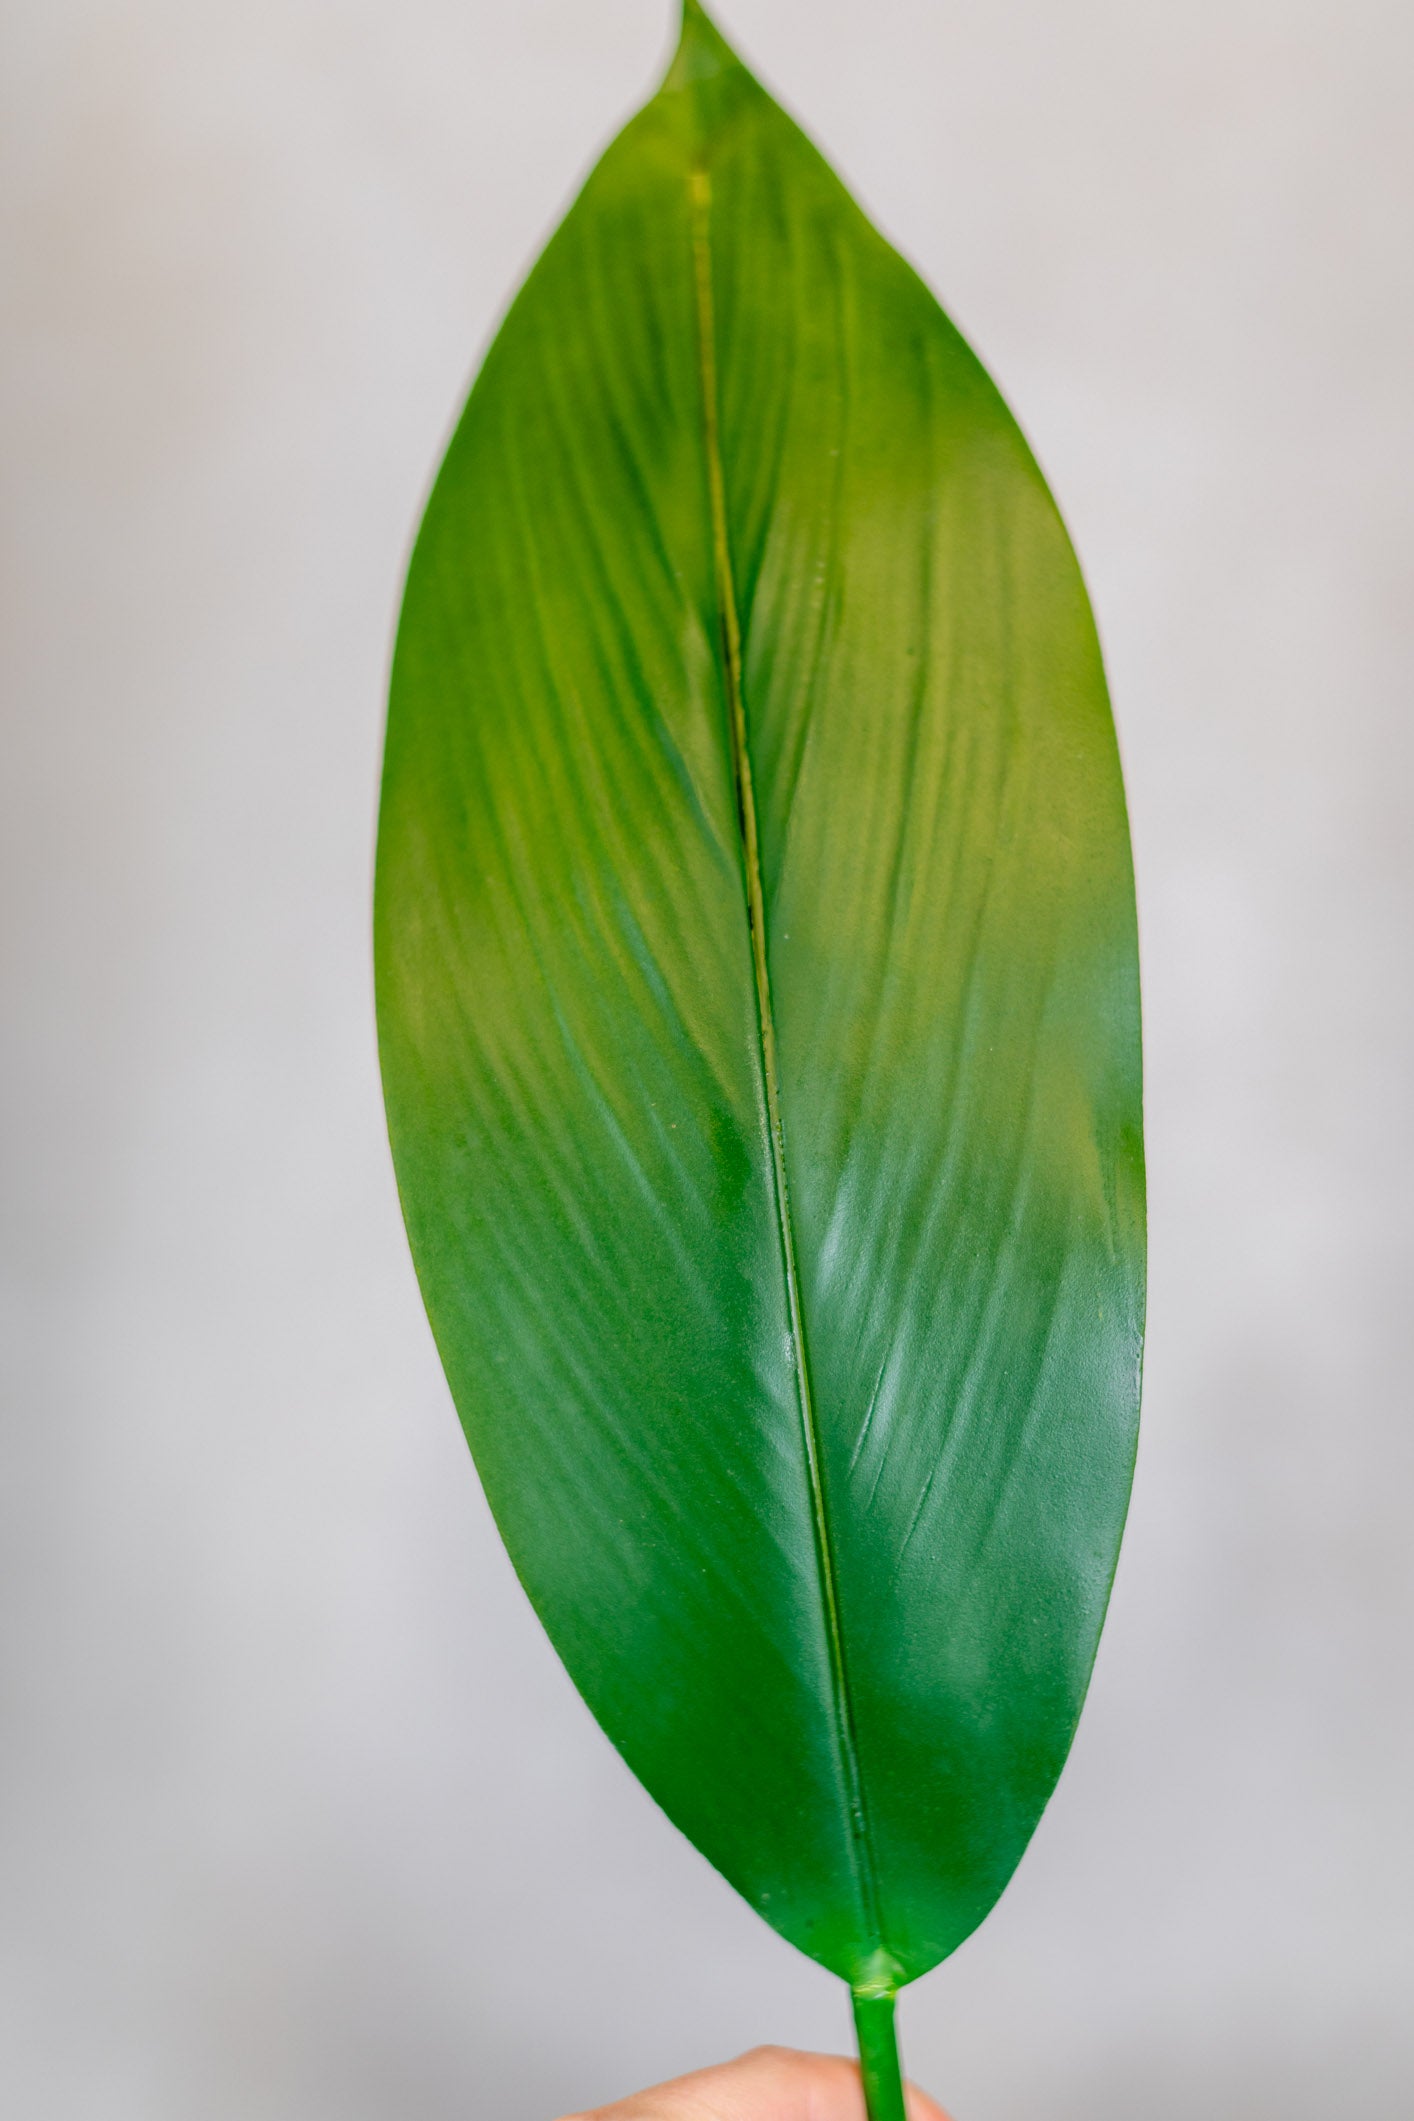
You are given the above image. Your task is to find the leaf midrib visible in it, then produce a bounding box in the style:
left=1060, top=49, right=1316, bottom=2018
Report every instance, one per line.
left=688, top=162, right=885, bottom=1968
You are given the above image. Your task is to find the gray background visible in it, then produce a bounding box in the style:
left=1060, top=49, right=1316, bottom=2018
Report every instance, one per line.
left=3, top=1, right=1411, bottom=2115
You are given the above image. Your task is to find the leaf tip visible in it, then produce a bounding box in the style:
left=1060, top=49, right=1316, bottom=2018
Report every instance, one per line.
left=665, top=0, right=741, bottom=91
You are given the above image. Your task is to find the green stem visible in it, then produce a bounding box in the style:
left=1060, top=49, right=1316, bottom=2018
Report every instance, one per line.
left=852, top=1988, right=908, bottom=2121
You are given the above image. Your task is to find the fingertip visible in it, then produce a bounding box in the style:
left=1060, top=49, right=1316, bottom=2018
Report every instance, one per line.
left=729, top=2041, right=954, bottom=2121
left=904, top=2079, right=954, bottom=2121
left=557, top=2044, right=953, bottom=2121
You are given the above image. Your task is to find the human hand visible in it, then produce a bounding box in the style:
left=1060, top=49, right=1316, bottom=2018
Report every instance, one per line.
left=561, top=2043, right=951, bottom=2120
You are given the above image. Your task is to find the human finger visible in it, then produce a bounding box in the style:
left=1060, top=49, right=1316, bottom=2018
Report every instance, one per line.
left=562, top=2042, right=952, bottom=2121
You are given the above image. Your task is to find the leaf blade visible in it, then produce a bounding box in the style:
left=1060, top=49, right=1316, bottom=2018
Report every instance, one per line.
left=376, top=2, right=1144, bottom=1989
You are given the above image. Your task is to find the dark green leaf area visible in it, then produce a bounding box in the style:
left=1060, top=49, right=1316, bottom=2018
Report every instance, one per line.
left=376, top=1, right=1144, bottom=1990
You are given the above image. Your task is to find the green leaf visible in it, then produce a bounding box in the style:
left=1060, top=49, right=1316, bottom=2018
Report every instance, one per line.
left=376, top=0, right=1143, bottom=2010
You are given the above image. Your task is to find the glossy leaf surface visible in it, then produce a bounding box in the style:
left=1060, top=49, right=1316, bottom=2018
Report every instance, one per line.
left=376, top=1, right=1144, bottom=1990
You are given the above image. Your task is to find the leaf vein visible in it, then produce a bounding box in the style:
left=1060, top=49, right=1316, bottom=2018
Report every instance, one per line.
left=689, top=160, right=887, bottom=1970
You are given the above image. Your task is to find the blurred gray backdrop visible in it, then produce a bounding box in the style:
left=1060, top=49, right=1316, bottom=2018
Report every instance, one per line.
left=3, top=1, right=1412, bottom=2115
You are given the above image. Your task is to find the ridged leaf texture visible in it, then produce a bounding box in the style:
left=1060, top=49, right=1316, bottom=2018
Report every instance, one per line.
left=376, top=1, right=1144, bottom=1992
